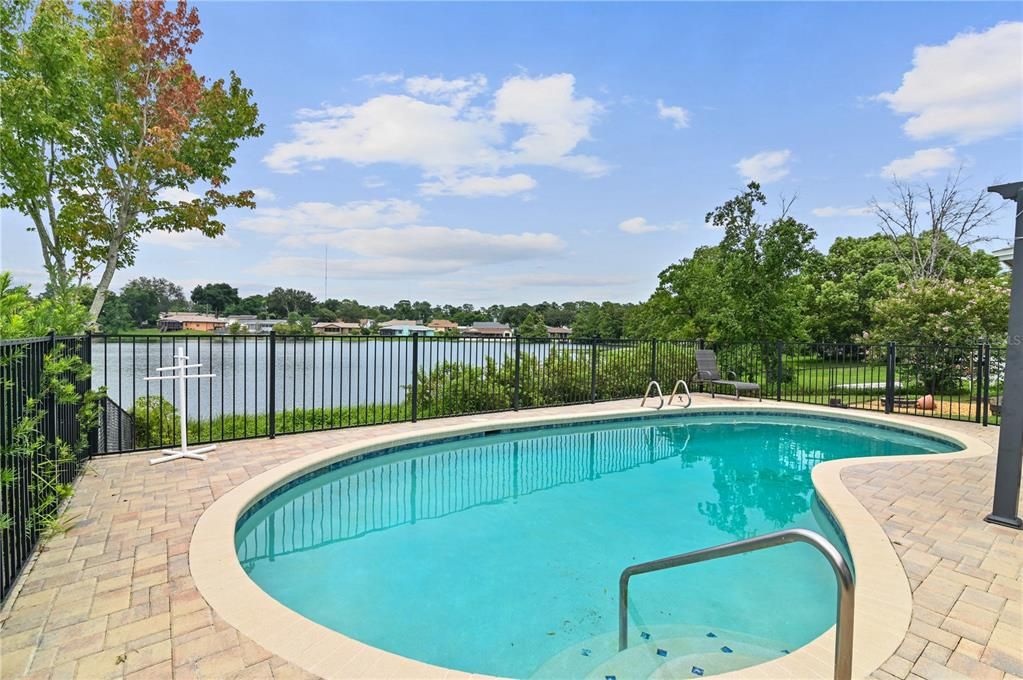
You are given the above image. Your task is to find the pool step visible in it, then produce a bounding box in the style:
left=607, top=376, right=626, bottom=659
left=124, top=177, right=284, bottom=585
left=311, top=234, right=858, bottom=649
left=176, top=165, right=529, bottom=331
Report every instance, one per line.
left=530, top=625, right=789, bottom=679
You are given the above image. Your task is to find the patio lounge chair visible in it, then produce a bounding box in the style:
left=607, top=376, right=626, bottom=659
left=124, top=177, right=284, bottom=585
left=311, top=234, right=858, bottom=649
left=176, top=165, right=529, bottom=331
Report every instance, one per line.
left=693, top=349, right=762, bottom=400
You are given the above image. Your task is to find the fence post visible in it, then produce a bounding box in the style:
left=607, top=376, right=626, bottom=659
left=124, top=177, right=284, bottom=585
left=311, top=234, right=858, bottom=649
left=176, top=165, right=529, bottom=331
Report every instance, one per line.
left=268, top=330, right=276, bottom=439
left=697, top=337, right=705, bottom=350
left=410, top=334, right=419, bottom=423
left=590, top=338, right=598, bottom=403
left=85, top=330, right=98, bottom=456
left=47, top=328, right=58, bottom=447
left=885, top=341, right=896, bottom=414
left=975, top=341, right=986, bottom=424
left=650, top=339, right=658, bottom=383
left=776, top=340, right=784, bottom=402
left=513, top=336, right=521, bottom=411
left=982, top=343, right=991, bottom=427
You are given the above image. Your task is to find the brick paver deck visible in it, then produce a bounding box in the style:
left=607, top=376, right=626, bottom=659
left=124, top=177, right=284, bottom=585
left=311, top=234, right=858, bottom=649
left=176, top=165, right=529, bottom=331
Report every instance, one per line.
left=1, top=399, right=1020, bottom=679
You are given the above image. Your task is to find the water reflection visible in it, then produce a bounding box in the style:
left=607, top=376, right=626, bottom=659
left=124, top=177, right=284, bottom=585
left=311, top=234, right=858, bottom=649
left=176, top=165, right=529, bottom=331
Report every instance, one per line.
left=237, top=416, right=947, bottom=568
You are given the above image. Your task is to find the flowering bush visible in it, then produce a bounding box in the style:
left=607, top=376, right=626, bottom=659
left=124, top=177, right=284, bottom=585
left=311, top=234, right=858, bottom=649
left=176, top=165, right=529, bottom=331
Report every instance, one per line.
left=870, top=277, right=1010, bottom=391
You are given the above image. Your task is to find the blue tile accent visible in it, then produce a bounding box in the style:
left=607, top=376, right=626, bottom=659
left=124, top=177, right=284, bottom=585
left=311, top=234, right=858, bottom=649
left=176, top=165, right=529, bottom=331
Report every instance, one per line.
left=691, top=667, right=705, bottom=676
left=721, top=646, right=733, bottom=654
left=581, top=649, right=591, bottom=657
left=605, top=676, right=616, bottom=680
left=705, top=632, right=717, bottom=638
left=782, top=649, right=791, bottom=654
left=640, top=632, right=651, bottom=640
left=656, top=648, right=667, bottom=657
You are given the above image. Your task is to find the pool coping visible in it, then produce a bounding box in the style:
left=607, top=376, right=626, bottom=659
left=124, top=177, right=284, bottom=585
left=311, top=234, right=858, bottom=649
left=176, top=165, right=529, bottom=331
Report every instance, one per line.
left=189, top=402, right=993, bottom=679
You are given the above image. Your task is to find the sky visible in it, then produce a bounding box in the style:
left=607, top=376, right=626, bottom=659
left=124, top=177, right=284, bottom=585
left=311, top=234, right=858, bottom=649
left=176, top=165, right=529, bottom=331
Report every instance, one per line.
left=2, top=2, right=1022, bottom=306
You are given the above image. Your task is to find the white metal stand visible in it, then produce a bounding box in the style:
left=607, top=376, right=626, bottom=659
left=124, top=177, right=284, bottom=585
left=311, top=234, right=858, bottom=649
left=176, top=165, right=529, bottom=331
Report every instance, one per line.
left=144, top=347, right=216, bottom=465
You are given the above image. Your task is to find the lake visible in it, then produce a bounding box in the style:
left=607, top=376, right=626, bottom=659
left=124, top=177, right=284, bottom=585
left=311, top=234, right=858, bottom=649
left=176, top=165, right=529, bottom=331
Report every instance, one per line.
left=92, top=336, right=600, bottom=420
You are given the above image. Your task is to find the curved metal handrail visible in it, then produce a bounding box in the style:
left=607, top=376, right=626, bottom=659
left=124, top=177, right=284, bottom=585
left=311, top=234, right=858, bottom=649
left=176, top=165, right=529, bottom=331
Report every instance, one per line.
left=667, top=379, right=691, bottom=407
left=640, top=380, right=664, bottom=409
left=618, top=528, right=854, bottom=680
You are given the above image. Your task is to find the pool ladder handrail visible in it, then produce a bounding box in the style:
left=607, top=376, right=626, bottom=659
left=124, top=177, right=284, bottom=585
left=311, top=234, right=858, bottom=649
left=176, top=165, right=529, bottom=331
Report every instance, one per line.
left=668, top=379, right=691, bottom=408
left=640, top=381, right=664, bottom=409
left=641, top=380, right=691, bottom=409
left=617, top=528, right=855, bottom=680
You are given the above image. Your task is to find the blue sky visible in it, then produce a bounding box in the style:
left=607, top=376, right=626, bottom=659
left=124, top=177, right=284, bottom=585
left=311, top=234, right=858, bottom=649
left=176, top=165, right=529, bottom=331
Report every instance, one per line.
left=2, top=2, right=1021, bottom=305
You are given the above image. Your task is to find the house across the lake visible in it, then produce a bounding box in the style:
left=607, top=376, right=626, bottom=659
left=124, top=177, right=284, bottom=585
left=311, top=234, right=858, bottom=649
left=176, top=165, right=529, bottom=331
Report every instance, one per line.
left=313, top=321, right=361, bottom=335
left=427, top=319, right=458, bottom=333
left=546, top=325, right=572, bottom=340
left=377, top=320, right=435, bottom=336
left=157, top=313, right=228, bottom=333
left=462, top=321, right=513, bottom=338
left=225, top=317, right=286, bottom=333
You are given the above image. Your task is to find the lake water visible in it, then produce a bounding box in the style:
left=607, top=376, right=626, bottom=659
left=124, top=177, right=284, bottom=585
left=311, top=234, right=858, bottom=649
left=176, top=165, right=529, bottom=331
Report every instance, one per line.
left=92, top=336, right=601, bottom=420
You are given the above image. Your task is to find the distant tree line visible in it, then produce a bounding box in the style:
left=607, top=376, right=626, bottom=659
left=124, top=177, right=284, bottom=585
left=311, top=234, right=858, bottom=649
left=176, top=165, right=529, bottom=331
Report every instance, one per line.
left=89, top=277, right=636, bottom=337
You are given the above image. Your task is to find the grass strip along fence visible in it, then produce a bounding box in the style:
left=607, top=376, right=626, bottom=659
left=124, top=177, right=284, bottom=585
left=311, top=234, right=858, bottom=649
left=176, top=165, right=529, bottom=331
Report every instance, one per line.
left=0, top=331, right=1007, bottom=600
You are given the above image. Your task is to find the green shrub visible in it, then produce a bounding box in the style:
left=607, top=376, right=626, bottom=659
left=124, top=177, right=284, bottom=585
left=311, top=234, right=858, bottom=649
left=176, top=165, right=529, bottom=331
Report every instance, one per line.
left=131, top=396, right=178, bottom=447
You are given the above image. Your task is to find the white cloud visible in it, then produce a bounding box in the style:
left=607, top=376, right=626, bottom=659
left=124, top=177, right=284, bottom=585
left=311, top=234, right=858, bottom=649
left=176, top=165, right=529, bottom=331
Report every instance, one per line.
left=264, top=95, right=502, bottom=175
left=881, top=147, right=958, bottom=178
left=250, top=227, right=564, bottom=280
left=363, top=176, right=388, bottom=189
left=811, top=205, right=875, bottom=218
left=238, top=199, right=423, bottom=234
left=251, top=187, right=276, bottom=202
left=419, top=173, right=537, bottom=197
left=357, top=72, right=404, bottom=86
left=493, top=74, right=607, bottom=176
left=157, top=187, right=200, bottom=203
left=617, top=216, right=685, bottom=234
left=405, top=74, right=487, bottom=110
left=735, top=149, right=792, bottom=183
left=619, top=217, right=656, bottom=234
left=337, top=227, right=563, bottom=262
left=140, top=230, right=239, bottom=251
left=265, top=73, right=607, bottom=187
left=876, top=22, right=1023, bottom=143
left=656, top=99, right=690, bottom=129
left=238, top=197, right=564, bottom=278
left=502, top=273, right=636, bottom=287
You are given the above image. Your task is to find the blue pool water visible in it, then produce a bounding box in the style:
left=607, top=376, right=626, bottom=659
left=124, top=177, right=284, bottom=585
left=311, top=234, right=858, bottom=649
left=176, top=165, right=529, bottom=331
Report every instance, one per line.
left=235, top=413, right=957, bottom=678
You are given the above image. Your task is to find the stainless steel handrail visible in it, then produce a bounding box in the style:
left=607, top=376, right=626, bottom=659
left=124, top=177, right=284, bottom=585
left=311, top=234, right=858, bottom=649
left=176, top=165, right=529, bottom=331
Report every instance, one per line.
left=618, top=528, right=855, bottom=680
left=667, top=379, right=691, bottom=407
left=640, top=381, right=664, bottom=409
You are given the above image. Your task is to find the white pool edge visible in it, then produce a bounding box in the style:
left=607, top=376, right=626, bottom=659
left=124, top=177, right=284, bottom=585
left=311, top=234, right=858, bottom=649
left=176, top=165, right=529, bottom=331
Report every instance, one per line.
left=189, top=402, right=993, bottom=679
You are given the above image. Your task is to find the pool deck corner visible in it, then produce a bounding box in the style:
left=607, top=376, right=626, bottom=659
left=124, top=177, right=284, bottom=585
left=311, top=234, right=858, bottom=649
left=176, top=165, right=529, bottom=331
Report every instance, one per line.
left=1, top=398, right=1020, bottom=680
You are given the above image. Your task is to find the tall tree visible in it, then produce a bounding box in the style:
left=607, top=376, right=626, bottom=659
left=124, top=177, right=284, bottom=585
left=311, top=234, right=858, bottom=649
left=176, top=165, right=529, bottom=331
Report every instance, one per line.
left=517, top=311, right=548, bottom=338
left=190, top=282, right=238, bottom=314
left=265, top=287, right=316, bottom=317
left=120, top=276, right=184, bottom=325
left=0, top=0, right=263, bottom=324
left=870, top=171, right=999, bottom=282
left=706, top=183, right=816, bottom=342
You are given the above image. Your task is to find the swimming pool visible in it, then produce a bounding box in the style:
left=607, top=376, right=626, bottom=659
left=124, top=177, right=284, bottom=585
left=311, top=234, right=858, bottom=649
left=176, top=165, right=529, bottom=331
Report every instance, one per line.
left=234, top=412, right=957, bottom=678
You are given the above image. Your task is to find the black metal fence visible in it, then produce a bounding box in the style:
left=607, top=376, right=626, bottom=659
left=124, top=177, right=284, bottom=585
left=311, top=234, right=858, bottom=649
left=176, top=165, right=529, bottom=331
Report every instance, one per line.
left=1, top=333, right=91, bottom=600
left=0, top=331, right=1008, bottom=600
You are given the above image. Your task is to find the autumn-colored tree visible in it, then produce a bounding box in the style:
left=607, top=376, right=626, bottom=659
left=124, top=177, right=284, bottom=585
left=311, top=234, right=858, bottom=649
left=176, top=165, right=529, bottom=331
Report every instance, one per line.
left=1, top=0, right=263, bottom=324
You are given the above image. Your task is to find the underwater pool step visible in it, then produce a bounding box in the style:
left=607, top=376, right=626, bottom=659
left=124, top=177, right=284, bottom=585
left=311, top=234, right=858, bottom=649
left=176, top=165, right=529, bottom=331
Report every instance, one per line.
left=584, top=635, right=781, bottom=680
left=529, top=624, right=789, bottom=680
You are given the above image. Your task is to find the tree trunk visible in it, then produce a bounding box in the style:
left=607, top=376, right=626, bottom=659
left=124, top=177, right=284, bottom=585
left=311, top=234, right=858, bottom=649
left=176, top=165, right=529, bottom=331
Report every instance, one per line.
left=87, top=238, right=121, bottom=326
left=29, top=210, right=69, bottom=291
